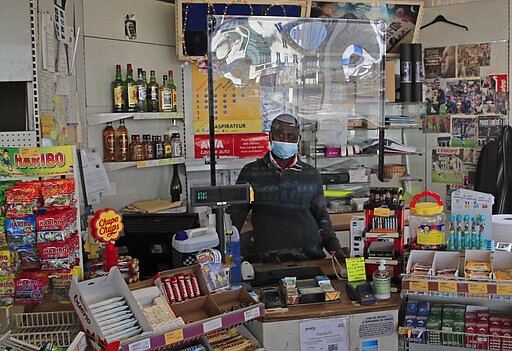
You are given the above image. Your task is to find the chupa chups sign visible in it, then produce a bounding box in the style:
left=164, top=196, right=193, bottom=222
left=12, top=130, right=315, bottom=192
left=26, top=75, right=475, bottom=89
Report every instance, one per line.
left=89, top=208, right=123, bottom=244
left=89, top=208, right=122, bottom=271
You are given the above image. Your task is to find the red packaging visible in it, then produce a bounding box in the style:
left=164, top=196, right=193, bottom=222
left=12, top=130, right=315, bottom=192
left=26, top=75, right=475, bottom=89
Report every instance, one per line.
left=184, top=274, right=195, bottom=299
left=171, top=277, right=182, bottom=302
left=190, top=273, right=201, bottom=297
left=163, top=278, right=176, bottom=304
left=36, top=208, right=76, bottom=231
left=177, top=274, right=189, bottom=300
left=37, top=240, right=72, bottom=259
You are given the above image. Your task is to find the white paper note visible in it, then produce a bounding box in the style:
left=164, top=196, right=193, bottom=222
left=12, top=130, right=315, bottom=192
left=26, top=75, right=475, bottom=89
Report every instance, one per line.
left=300, top=317, right=349, bottom=351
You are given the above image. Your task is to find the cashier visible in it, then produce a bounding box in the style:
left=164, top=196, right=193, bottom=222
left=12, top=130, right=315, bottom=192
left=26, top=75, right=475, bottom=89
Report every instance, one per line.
left=230, top=114, right=348, bottom=263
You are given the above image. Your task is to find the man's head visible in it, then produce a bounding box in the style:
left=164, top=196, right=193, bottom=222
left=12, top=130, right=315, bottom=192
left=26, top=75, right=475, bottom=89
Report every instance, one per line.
left=440, top=46, right=455, bottom=77
left=269, top=114, right=300, bottom=160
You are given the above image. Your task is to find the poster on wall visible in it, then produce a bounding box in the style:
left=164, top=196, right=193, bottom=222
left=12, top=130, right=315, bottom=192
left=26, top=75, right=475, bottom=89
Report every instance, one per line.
left=477, top=115, right=504, bottom=146
left=194, top=133, right=269, bottom=159
left=446, top=79, right=482, bottom=114
left=432, top=148, right=463, bottom=185
left=456, top=43, right=491, bottom=78
left=191, top=63, right=264, bottom=136
left=423, top=114, right=450, bottom=134
left=0, top=146, right=74, bottom=177
left=424, top=78, right=447, bottom=115
left=424, top=46, right=456, bottom=79
left=309, top=1, right=424, bottom=53
left=450, top=116, right=478, bottom=148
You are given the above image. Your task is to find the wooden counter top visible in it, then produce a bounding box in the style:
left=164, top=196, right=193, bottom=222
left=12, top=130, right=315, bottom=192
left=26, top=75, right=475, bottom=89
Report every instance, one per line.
left=252, top=258, right=400, bottom=323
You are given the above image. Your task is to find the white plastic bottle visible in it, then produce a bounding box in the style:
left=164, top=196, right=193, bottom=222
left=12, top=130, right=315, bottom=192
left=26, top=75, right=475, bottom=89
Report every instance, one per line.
left=373, top=262, right=391, bottom=300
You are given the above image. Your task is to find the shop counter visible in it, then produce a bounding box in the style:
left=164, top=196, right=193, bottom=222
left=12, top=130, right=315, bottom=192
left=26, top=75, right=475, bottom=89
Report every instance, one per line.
left=248, top=259, right=400, bottom=351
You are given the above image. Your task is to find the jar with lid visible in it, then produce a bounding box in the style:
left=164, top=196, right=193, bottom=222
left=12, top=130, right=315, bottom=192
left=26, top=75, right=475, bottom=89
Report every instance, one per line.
left=409, top=190, right=446, bottom=250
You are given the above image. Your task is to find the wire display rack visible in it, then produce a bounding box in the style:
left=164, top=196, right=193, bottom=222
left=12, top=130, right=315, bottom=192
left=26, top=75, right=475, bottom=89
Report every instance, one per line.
left=0, top=330, right=39, bottom=351
left=9, top=311, right=80, bottom=348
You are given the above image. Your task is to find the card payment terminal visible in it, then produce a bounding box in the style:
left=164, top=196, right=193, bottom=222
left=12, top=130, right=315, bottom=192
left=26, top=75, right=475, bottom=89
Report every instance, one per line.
left=345, top=280, right=376, bottom=305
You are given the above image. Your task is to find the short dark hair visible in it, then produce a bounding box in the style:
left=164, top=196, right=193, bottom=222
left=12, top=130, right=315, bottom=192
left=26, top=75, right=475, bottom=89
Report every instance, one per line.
left=270, top=114, right=299, bottom=133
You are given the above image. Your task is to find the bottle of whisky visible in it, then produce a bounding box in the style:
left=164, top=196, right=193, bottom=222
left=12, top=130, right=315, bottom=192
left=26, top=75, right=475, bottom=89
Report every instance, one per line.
left=129, top=135, right=144, bottom=161
left=102, top=122, right=115, bottom=161
left=125, top=64, right=137, bottom=112
left=112, top=64, right=125, bottom=112
left=159, top=74, right=172, bottom=112
left=155, top=135, right=164, bottom=159
left=147, top=70, right=159, bottom=112
left=115, top=119, right=129, bottom=161
left=136, top=68, right=147, bottom=112
left=163, top=134, right=172, bottom=158
left=170, top=164, right=182, bottom=202
left=168, top=70, right=177, bottom=112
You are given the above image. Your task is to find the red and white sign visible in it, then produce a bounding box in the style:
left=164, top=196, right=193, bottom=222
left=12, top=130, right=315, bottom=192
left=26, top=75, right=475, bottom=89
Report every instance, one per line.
left=490, top=74, right=508, bottom=92
left=194, top=133, right=269, bottom=159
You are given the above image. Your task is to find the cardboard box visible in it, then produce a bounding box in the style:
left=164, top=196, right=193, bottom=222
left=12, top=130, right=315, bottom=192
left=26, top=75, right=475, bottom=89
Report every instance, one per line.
left=208, top=288, right=256, bottom=314
left=432, top=251, right=460, bottom=277
left=153, top=264, right=208, bottom=304
left=406, top=250, right=435, bottom=275
left=171, top=295, right=222, bottom=323
left=465, top=250, right=492, bottom=279
left=492, top=251, right=512, bottom=280
left=69, top=267, right=153, bottom=351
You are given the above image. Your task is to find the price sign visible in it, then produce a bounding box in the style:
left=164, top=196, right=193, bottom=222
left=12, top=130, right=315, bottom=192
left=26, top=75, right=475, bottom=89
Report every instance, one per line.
left=438, top=281, right=457, bottom=293
left=497, top=284, right=512, bottom=296
left=398, top=327, right=412, bottom=337
left=346, top=257, right=366, bottom=282
left=469, top=283, right=488, bottom=294
left=374, top=208, right=391, bottom=217
left=19, top=148, right=40, bottom=158
left=409, top=280, right=428, bottom=292
left=164, top=329, right=183, bottom=345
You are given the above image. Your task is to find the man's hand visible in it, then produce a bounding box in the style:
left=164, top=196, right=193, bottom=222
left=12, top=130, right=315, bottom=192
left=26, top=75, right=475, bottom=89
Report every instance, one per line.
left=334, top=247, right=350, bottom=262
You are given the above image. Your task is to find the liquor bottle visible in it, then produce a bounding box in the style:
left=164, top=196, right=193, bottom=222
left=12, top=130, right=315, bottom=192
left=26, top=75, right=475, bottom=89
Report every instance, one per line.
left=128, top=135, right=137, bottom=161
left=159, top=74, right=172, bottom=112
left=155, top=135, right=164, bottom=159
left=163, top=134, right=172, bottom=158
left=136, top=68, right=147, bottom=112
left=147, top=70, right=159, bottom=112
left=170, top=164, right=182, bottom=202
left=115, top=119, right=129, bottom=161
left=125, top=64, right=137, bottom=112
left=142, top=134, right=154, bottom=160
left=171, top=132, right=183, bottom=158
left=102, top=122, right=115, bottom=161
left=168, top=70, right=177, bottom=112
left=112, top=64, right=125, bottom=112
left=129, top=135, right=144, bottom=161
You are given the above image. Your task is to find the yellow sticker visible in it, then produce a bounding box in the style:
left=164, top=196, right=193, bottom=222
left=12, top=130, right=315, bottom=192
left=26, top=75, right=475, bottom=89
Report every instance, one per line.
left=417, top=232, right=445, bottom=245
left=398, top=327, right=412, bottom=337
left=468, top=283, right=487, bottom=294
left=409, top=280, right=428, bottom=292
left=497, top=284, right=512, bottom=296
left=438, top=281, right=457, bottom=293
left=346, top=257, right=366, bottom=282
left=19, top=148, right=40, bottom=158
left=164, top=329, right=183, bottom=345
left=374, top=208, right=391, bottom=217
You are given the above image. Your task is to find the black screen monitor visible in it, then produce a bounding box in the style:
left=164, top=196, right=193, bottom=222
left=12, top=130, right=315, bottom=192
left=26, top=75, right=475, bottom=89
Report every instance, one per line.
left=190, top=184, right=250, bottom=207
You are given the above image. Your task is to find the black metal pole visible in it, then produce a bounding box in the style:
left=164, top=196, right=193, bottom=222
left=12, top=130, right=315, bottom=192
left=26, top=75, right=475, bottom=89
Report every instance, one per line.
left=207, top=15, right=216, bottom=187
left=378, top=24, right=387, bottom=181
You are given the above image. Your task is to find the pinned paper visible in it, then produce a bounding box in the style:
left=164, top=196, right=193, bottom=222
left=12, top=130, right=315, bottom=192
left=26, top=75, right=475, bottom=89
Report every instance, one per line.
left=345, top=257, right=366, bottom=282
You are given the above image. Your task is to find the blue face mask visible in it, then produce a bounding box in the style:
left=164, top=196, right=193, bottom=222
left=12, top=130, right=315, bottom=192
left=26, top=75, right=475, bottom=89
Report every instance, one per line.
left=271, top=140, right=298, bottom=159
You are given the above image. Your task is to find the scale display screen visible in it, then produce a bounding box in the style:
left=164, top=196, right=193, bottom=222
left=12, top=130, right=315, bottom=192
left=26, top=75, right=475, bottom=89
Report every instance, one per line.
left=190, top=184, right=250, bottom=207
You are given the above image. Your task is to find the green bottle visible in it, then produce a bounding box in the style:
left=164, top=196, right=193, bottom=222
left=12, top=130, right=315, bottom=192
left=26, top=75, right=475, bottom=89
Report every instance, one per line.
left=136, top=68, right=147, bottom=112
left=124, top=64, right=137, bottom=112
left=112, top=64, right=125, bottom=112
left=147, top=70, right=159, bottom=112
left=168, top=70, right=177, bottom=112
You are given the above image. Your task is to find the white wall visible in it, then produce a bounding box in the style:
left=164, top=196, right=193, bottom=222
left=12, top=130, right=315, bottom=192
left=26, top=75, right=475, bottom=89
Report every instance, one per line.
left=77, top=0, right=185, bottom=209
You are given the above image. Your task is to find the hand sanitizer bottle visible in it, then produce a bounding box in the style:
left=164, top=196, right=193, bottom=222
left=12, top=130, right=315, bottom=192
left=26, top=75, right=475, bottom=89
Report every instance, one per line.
left=373, top=262, right=391, bottom=300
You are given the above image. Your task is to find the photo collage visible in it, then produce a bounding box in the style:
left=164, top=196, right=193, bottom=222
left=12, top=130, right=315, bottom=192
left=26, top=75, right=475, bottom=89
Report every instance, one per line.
left=423, top=42, right=508, bottom=191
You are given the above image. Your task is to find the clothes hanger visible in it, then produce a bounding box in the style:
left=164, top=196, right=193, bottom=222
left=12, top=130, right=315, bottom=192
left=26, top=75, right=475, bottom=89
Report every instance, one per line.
left=420, top=15, right=468, bottom=31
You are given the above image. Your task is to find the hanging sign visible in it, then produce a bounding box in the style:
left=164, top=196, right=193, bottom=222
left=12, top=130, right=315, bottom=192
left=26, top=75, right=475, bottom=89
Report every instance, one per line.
left=0, top=145, right=74, bottom=177
left=89, top=208, right=123, bottom=243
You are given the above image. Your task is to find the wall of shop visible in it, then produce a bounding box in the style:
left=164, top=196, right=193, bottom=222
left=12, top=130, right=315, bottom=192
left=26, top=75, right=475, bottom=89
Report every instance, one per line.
left=415, top=0, right=509, bottom=201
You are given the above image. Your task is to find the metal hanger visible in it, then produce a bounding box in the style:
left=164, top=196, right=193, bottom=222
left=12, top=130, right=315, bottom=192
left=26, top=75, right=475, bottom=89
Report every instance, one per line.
left=420, top=15, right=468, bottom=31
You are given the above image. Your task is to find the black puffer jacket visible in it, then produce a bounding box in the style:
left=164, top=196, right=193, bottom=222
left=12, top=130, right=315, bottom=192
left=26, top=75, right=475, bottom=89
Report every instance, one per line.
left=230, top=152, right=341, bottom=261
